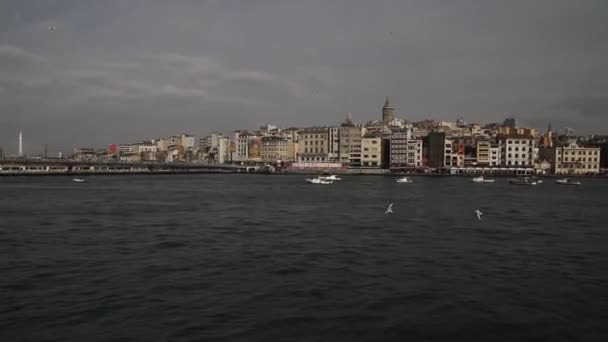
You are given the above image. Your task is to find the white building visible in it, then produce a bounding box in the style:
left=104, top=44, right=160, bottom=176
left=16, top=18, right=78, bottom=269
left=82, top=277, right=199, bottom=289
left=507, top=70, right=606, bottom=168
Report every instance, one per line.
left=500, top=136, right=538, bottom=167
left=444, top=138, right=464, bottom=167
left=552, top=142, right=600, bottom=175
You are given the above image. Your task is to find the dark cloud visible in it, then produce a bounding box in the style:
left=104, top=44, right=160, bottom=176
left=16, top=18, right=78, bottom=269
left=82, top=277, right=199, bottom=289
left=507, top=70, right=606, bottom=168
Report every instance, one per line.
left=1, top=0, right=607, bottom=153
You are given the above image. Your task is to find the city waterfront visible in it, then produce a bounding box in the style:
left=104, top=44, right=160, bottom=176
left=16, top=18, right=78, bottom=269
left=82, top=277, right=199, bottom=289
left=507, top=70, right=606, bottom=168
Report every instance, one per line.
left=2, top=175, right=607, bottom=341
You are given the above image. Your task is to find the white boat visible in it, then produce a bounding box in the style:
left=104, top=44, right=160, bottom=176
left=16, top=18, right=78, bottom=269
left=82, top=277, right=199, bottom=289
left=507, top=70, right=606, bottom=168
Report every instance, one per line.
left=555, top=178, right=581, bottom=185
left=509, top=177, right=537, bottom=185
left=305, top=178, right=333, bottom=185
left=319, top=175, right=342, bottom=181
left=72, top=178, right=85, bottom=182
left=396, top=176, right=413, bottom=183
left=471, top=176, right=495, bottom=183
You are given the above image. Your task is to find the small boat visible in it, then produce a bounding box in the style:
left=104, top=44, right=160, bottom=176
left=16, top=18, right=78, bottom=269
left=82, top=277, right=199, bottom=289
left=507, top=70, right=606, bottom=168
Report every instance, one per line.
left=72, top=178, right=85, bottom=182
left=472, top=176, right=495, bottom=183
left=306, top=178, right=333, bottom=185
left=555, top=178, right=581, bottom=185
left=509, top=177, right=537, bottom=185
left=396, top=176, right=413, bottom=183
left=319, top=175, right=342, bottom=181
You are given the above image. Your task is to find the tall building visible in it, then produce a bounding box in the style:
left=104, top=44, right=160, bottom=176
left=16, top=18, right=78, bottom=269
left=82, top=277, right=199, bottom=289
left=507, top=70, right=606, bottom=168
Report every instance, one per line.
left=297, top=127, right=330, bottom=163
left=427, top=132, right=446, bottom=168
left=390, top=128, right=424, bottom=168
left=382, top=97, right=395, bottom=123
left=338, top=113, right=365, bottom=167
left=361, top=137, right=384, bottom=168
left=499, top=135, right=538, bottom=167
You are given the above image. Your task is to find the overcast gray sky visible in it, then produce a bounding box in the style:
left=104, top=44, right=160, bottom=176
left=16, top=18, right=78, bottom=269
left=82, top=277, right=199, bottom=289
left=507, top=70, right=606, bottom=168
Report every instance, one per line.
left=1, top=0, right=607, bottom=154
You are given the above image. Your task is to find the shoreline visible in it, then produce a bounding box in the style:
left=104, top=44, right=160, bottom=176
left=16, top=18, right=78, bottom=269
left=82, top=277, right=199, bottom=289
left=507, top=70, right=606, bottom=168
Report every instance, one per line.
left=1, top=170, right=606, bottom=178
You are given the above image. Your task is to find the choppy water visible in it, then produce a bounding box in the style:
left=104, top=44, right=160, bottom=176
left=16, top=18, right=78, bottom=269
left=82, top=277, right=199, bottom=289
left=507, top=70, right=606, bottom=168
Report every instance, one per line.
left=1, top=175, right=607, bottom=341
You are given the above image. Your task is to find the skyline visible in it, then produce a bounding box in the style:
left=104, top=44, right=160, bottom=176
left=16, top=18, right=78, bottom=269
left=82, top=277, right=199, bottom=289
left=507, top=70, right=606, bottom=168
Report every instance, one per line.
left=2, top=0, right=608, bottom=153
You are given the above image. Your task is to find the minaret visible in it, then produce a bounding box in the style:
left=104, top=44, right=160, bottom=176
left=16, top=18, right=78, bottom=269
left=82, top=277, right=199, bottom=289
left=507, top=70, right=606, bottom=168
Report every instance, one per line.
left=382, top=96, right=395, bottom=123
left=18, top=131, right=23, bottom=157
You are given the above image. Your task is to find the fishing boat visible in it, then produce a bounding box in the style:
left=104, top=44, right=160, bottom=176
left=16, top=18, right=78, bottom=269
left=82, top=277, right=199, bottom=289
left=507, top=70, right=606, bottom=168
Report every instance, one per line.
left=72, top=178, right=85, bottom=182
left=471, top=176, right=495, bottom=183
left=555, top=178, right=581, bottom=185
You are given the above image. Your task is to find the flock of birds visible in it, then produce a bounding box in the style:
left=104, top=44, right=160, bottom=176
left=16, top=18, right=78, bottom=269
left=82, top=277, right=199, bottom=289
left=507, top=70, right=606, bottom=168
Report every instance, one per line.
left=385, top=203, right=484, bottom=220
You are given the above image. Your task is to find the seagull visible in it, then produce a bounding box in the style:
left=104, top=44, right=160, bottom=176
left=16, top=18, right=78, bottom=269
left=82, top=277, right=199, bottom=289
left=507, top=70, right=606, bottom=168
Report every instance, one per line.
left=385, top=203, right=394, bottom=215
left=48, top=26, right=56, bottom=30
left=475, top=209, right=483, bottom=220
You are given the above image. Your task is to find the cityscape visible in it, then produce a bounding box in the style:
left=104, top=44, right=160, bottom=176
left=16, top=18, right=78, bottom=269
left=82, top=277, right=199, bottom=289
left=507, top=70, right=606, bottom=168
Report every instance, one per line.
left=1, top=97, right=606, bottom=176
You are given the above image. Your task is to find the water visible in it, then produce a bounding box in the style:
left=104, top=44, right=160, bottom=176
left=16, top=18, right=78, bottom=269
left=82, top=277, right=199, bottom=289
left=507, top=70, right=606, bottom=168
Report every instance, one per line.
left=1, top=175, right=607, bottom=341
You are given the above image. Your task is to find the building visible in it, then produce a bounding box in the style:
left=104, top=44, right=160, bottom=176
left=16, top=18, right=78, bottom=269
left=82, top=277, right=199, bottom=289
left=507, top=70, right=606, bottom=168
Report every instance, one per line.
left=544, top=142, right=601, bottom=175
left=260, top=136, right=289, bottom=163
left=390, top=128, right=423, bottom=168
left=361, top=137, right=383, bottom=167
left=382, top=97, right=395, bottom=123
left=476, top=140, right=501, bottom=166
left=499, top=135, right=538, bottom=167
left=426, top=132, right=446, bottom=168
left=72, top=147, right=96, bottom=161
left=444, top=138, right=465, bottom=167
left=338, top=113, right=365, bottom=167
left=297, top=127, right=330, bottom=163
left=180, top=134, right=195, bottom=149
left=328, top=127, right=340, bottom=162
left=586, top=136, right=608, bottom=170
left=231, top=131, right=252, bottom=162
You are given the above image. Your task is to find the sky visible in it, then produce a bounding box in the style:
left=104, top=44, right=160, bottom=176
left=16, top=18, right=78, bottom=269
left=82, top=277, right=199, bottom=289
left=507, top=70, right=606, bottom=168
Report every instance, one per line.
left=1, top=0, right=607, bottom=154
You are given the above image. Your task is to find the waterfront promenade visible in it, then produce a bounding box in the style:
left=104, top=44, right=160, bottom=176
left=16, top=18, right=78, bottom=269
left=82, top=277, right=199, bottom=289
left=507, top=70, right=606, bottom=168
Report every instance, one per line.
left=0, top=159, right=249, bottom=176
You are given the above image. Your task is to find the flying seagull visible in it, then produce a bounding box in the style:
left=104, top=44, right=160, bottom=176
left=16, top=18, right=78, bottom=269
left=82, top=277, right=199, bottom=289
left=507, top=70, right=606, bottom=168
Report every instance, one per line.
left=475, top=209, right=483, bottom=220
left=385, top=203, right=394, bottom=215
left=48, top=26, right=56, bottom=30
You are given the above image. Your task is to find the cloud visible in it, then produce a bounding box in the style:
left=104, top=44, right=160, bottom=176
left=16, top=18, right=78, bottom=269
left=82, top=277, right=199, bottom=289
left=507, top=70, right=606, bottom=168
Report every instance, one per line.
left=1, top=0, right=608, bottom=153
left=0, top=45, right=44, bottom=71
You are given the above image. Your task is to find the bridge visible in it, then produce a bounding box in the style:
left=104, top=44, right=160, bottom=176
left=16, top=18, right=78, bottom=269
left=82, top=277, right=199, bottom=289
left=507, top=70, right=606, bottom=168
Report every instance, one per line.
left=0, top=158, right=257, bottom=176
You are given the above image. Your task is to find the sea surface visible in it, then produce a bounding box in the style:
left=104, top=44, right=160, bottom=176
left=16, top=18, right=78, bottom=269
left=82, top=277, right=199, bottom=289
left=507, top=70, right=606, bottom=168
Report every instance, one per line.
left=1, top=175, right=607, bottom=341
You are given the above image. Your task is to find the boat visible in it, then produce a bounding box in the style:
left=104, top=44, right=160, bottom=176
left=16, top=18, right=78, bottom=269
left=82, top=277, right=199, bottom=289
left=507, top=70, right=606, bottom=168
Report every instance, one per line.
left=305, top=178, right=333, bottom=185
left=555, top=178, right=581, bottom=185
left=509, top=177, right=537, bottom=185
left=471, top=176, right=495, bottom=183
left=72, top=178, right=85, bottom=182
left=319, top=175, right=342, bottom=181
left=396, top=176, right=413, bottom=183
